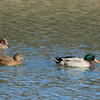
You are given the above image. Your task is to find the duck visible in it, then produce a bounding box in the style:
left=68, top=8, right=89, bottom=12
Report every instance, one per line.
left=53, top=54, right=100, bottom=67
left=0, top=39, right=8, bottom=49
left=0, top=53, right=27, bottom=66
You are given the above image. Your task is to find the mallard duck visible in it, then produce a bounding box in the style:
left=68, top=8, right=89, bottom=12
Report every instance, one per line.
left=0, top=53, right=27, bottom=66
left=0, top=39, right=8, bottom=49
left=53, top=54, right=100, bottom=67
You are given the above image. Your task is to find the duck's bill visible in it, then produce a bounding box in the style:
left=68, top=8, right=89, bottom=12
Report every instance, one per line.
left=6, top=43, right=9, bottom=45
left=22, top=58, right=27, bottom=61
left=94, top=58, right=100, bottom=63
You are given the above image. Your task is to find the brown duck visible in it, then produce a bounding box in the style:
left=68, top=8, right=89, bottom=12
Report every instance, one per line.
left=0, top=53, right=27, bottom=66
left=0, top=39, right=8, bottom=49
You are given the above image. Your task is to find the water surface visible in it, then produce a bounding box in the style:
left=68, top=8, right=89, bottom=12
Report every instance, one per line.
left=0, top=0, right=100, bottom=99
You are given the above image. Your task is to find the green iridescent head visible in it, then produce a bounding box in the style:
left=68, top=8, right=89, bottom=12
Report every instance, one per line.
left=84, top=54, right=95, bottom=61
left=84, top=54, right=100, bottom=63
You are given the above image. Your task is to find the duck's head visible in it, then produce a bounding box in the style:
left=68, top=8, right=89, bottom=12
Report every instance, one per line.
left=13, top=53, right=27, bottom=61
left=84, top=54, right=100, bottom=63
left=0, top=39, right=8, bottom=45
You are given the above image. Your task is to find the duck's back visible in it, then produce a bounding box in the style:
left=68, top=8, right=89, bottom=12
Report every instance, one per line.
left=62, top=57, right=91, bottom=67
left=0, top=55, right=13, bottom=61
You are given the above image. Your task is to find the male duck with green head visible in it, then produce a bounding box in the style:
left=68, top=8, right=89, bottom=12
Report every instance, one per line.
left=53, top=54, right=100, bottom=67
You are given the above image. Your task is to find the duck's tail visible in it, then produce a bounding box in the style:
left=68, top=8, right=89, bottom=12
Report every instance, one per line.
left=53, top=57, right=62, bottom=64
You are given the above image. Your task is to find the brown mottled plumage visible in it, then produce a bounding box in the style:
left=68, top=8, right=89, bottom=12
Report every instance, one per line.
left=0, top=39, right=8, bottom=49
left=0, top=54, right=27, bottom=66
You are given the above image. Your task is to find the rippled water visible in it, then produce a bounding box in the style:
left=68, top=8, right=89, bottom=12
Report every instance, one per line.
left=0, top=0, right=100, bottom=99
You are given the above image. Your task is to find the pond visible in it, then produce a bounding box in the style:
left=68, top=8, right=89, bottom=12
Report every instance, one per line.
left=0, top=0, right=100, bottom=99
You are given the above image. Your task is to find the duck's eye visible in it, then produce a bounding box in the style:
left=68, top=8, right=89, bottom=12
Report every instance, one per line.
left=2, top=40, right=5, bottom=43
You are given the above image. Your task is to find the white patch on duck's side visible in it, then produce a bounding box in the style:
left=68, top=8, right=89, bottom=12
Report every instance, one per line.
left=62, top=57, right=91, bottom=67
left=60, top=61, right=66, bottom=65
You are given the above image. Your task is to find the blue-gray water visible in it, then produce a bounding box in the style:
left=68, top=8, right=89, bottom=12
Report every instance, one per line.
left=0, top=0, right=100, bottom=100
